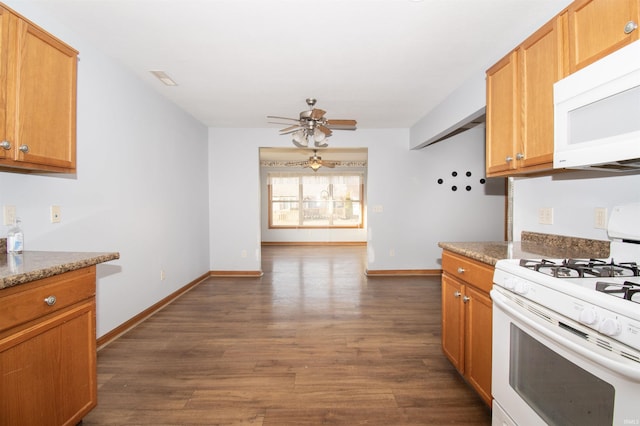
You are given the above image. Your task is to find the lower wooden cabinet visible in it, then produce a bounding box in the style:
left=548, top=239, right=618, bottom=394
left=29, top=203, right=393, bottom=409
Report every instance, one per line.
left=0, top=267, right=97, bottom=426
left=441, top=250, right=493, bottom=406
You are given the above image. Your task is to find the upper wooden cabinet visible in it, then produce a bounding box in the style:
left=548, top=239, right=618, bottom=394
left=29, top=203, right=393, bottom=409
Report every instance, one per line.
left=568, top=0, right=639, bottom=73
left=486, top=17, right=565, bottom=177
left=0, top=4, right=78, bottom=173
left=486, top=0, right=639, bottom=178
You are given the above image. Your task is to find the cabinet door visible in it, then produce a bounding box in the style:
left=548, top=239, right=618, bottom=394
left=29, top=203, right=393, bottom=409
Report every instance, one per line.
left=441, top=275, right=464, bottom=372
left=568, top=0, right=640, bottom=73
left=0, top=301, right=97, bottom=426
left=464, top=285, right=493, bottom=406
left=0, top=7, right=10, bottom=161
left=486, top=51, right=518, bottom=176
left=7, top=17, right=77, bottom=171
left=518, top=16, right=565, bottom=173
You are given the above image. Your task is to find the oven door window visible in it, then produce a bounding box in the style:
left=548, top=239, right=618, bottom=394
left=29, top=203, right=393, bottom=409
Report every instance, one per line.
left=509, top=324, right=614, bottom=426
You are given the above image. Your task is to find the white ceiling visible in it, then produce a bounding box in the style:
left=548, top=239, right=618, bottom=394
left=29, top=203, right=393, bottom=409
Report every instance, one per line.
left=21, top=0, right=571, bottom=130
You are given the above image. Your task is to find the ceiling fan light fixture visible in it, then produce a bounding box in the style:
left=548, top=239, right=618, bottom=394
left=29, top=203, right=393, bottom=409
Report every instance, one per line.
left=313, top=128, right=326, bottom=143
left=268, top=98, right=357, bottom=149
left=292, top=130, right=307, bottom=146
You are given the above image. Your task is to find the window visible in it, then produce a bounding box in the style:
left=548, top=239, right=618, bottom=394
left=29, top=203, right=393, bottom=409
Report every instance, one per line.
left=268, top=172, right=364, bottom=228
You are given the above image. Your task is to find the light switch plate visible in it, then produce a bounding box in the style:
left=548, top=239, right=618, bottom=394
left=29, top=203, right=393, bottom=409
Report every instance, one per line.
left=50, top=205, right=62, bottom=223
left=594, top=207, right=607, bottom=229
left=3, top=205, right=16, bottom=226
left=538, top=207, right=554, bottom=225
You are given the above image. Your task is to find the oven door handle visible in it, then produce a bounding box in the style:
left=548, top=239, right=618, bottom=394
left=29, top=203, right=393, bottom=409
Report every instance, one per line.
left=492, top=289, right=640, bottom=383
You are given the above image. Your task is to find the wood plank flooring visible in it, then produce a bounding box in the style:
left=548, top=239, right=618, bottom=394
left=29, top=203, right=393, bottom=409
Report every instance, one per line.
left=82, top=246, right=491, bottom=425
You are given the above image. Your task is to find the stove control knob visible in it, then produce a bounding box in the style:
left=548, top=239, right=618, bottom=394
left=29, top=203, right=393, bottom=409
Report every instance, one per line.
left=578, top=307, right=598, bottom=326
left=514, top=281, right=529, bottom=295
left=504, top=278, right=516, bottom=291
left=599, top=317, right=622, bottom=337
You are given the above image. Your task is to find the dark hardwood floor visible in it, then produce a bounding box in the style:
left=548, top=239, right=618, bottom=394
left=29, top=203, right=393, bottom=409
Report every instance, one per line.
left=83, top=246, right=491, bottom=425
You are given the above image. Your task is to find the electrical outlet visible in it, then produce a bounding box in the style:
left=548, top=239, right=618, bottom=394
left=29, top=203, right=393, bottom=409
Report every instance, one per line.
left=50, top=205, right=62, bottom=223
left=160, top=270, right=166, bottom=280
left=538, top=207, right=554, bottom=225
left=389, top=248, right=395, bottom=257
left=3, top=205, right=16, bottom=226
left=594, top=207, right=607, bottom=229
left=241, top=249, right=247, bottom=258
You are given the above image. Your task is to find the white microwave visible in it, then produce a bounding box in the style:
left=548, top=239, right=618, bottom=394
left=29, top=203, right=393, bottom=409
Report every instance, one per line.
left=554, top=40, right=640, bottom=171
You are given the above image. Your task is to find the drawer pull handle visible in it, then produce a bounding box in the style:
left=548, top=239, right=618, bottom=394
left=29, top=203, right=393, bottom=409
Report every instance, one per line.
left=463, top=296, right=471, bottom=303
left=453, top=291, right=462, bottom=298
left=457, top=267, right=465, bottom=274
left=44, top=295, right=57, bottom=306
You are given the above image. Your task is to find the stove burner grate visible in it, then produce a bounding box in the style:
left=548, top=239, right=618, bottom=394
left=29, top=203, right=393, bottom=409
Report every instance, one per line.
left=595, top=281, right=640, bottom=303
left=520, top=258, right=639, bottom=278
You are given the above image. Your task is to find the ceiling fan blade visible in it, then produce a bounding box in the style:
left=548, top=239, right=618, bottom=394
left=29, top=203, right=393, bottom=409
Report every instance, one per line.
left=326, top=119, right=357, bottom=130
left=317, top=125, right=333, bottom=137
left=285, top=161, right=308, bottom=166
left=267, top=115, right=300, bottom=122
left=279, top=125, right=301, bottom=133
left=322, top=161, right=336, bottom=168
left=280, top=129, right=304, bottom=136
left=311, top=108, right=326, bottom=120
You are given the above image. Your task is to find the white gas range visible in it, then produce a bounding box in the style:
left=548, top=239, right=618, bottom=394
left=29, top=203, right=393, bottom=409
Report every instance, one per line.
left=491, top=203, right=640, bottom=426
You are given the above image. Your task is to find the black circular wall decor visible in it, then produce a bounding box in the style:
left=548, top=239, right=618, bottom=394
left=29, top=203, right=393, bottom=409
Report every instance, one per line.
left=436, top=171, right=487, bottom=193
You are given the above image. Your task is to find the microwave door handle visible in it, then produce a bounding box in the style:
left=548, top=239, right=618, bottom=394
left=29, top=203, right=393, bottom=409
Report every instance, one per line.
left=491, top=290, right=640, bottom=382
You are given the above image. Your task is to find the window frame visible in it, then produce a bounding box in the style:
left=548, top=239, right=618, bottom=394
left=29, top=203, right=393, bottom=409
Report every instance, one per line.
left=267, top=172, right=365, bottom=229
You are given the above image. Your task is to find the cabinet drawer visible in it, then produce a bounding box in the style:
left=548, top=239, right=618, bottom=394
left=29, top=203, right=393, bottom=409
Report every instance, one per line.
left=442, top=251, right=494, bottom=293
left=0, top=267, right=95, bottom=333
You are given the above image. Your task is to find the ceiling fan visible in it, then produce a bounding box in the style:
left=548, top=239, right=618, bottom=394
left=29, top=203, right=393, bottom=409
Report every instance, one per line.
left=285, top=150, right=341, bottom=172
left=268, top=98, right=357, bottom=148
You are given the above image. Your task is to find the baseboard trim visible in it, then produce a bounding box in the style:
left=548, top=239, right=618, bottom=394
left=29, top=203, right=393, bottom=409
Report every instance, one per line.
left=96, top=272, right=210, bottom=350
left=209, top=270, right=264, bottom=277
left=365, top=269, right=442, bottom=276
left=262, top=241, right=366, bottom=246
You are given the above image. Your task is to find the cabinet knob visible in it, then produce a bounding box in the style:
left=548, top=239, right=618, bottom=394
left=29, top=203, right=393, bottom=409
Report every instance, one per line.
left=453, top=291, right=462, bottom=298
left=457, top=267, right=465, bottom=274
left=44, top=295, right=57, bottom=306
left=505, top=156, right=513, bottom=163
left=624, top=21, right=638, bottom=34
left=0, top=140, right=10, bottom=150
left=463, top=296, right=471, bottom=303
left=18, top=144, right=29, bottom=153
left=516, top=153, right=524, bottom=160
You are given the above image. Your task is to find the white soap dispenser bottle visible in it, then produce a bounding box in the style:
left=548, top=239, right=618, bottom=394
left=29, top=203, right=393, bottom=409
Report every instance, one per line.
left=7, top=217, right=24, bottom=253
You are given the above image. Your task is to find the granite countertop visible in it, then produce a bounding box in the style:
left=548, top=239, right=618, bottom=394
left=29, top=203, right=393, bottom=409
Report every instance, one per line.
left=438, top=231, right=610, bottom=266
left=0, top=250, right=120, bottom=290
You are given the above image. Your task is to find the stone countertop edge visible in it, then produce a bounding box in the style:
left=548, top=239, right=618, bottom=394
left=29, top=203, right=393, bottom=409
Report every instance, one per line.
left=0, top=251, right=120, bottom=290
left=439, top=231, right=610, bottom=266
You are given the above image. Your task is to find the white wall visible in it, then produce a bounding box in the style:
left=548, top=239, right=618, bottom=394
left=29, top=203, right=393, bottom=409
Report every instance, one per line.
left=513, top=171, right=640, bottom=241
left=209, top=126, right=505, bottom=272
left=0, top=2, right=210, bottom=338
left=370, top=125, right=505, bottom=270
